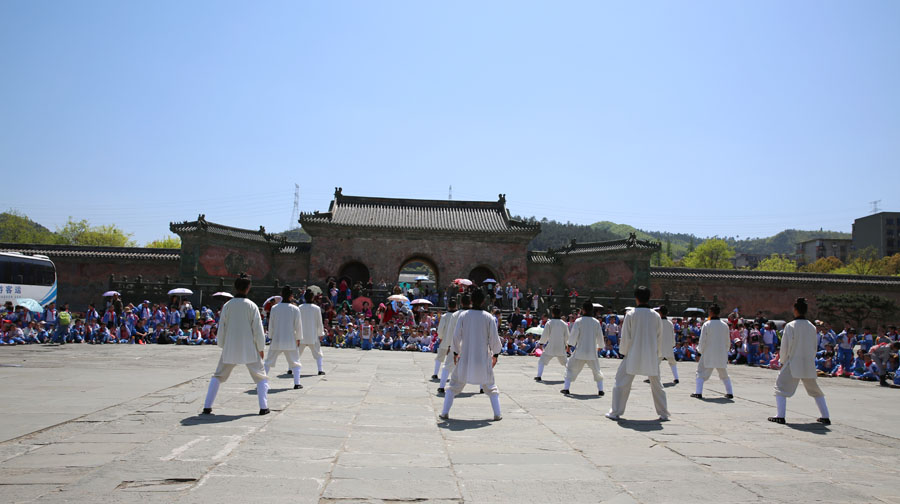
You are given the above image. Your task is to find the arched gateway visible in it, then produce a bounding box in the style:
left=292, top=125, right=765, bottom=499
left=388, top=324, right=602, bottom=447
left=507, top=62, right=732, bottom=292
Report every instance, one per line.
left=300, top=189, right=539, bottom=290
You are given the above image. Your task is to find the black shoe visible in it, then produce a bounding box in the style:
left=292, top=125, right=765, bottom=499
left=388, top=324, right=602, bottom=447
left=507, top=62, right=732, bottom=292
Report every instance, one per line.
left=560, top=389, right=570, bottom=395
left=201, top=408, right=212, bottom=415
left=534, top=377, right=542, bottom=382
left=880, top=379, right=889, bottom=387
left=674, top=379, right=679, bottom=384
left=598, top=391, right=605, bottom=397
left=287, top=369, right=292, bottom=375
left=817, top=417, right=831, bottom=425
left=725, top=394, right=734, bottom=399
left=643, top=379, right=650, bottom=383
left=318, top=371, right=326, bottom=376
left=259, top=408, right=270, bottom=415
left=690, top=393, right=702, bottom=399
left=294, top=384, right=303, bottom=389
left=479, top=388, right=484, bottom=394
left=431, top=374, right=439, bottom=380
left=768, top=417, right=785, bottom=424
left=437, top=387, right=445, bottom=395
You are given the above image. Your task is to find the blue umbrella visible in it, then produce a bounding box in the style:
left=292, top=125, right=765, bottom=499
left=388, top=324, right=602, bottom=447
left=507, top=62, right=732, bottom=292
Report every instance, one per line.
left=15, top=298, right=43, bottom=312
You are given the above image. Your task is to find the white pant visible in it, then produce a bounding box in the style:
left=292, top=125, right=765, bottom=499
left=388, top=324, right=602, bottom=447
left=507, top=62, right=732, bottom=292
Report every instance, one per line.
left=565, top=358, right=604, bottom=384
left=264, top=349, right=301, bottom=369
left=212, top=356, right=267, bottom=384
left=298, top=342, right=323, bottom=360
left=696, top=363, right=730, bottom=382
left=775, top=363, right=824, bottom=398
left=539, top=353, right=567, bottom=368
left=608, top=359, right=669, bottom=417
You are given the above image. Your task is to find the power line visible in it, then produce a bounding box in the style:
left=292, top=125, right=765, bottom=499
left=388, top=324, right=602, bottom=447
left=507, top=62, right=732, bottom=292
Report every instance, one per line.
left=290, top=184, right=300, bottom=229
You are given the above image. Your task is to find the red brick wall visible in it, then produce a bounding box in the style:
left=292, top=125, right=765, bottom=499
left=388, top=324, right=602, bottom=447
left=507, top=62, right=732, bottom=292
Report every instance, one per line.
left=308, top=235, right=529, bottom=287
left=55, top=257, right=179, bottom=311
left=652, top=278, right=900, bottom=323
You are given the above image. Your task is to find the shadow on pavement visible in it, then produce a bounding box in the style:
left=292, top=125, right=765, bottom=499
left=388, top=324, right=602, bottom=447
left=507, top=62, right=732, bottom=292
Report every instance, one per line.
left=700, top=397, right=734, bottom=404
left=565, top=394, right=603, bottom=401
left=615, top=419, right=665, bottom=432
left=244, top=387, right=295, bottom=395
left=785, top=422, right=829, bottom=435
left=438, top=418, right=494, bottom=431
left=539, top=380, right=564, bottom=385
left=180, top=413, right=257, bottom=425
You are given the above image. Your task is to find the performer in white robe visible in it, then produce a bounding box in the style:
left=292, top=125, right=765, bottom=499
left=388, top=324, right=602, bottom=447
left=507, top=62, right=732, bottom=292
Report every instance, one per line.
left=264, top=286, right=303, bottom=389
left=692, top=304, right=734, bottom=399
left=432, top=299, right=458, bottom=382
left=657, top=306, right=679, bottom=383
left=298, top=289, right=326, bottom=375
left=769, top=298, right=831, bottom=425
left=606, top=287, right=669, bottom=420
left=202, top=274, right=270, bottom=415
left=535, top=304, right=569, bottom=381
left=440, top=290, right=503, bottom=421
left=437, top=299, right=467, bottom=394
left=561, top=301, right=604, bottom=396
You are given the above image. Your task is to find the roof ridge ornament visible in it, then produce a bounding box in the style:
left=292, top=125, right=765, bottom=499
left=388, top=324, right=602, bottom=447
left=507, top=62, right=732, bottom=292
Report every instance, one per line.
left=498, top=194, right=506, bottom=204
left=626, top=233, right=637, bottom=247
left=335, top=187, right=343, bottom=198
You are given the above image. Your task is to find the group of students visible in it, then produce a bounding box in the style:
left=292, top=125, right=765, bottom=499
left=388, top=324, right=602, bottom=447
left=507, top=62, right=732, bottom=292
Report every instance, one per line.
left=429, top=286, right=833, bottom=425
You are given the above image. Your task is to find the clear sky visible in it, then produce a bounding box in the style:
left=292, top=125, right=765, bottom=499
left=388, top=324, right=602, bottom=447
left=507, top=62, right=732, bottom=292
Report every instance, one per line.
left=2, top=1, right=898, bottom=245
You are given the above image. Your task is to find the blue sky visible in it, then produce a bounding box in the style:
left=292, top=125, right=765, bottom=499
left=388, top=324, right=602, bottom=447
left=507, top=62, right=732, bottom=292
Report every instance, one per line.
left=2, top=1, right=898, bottom=244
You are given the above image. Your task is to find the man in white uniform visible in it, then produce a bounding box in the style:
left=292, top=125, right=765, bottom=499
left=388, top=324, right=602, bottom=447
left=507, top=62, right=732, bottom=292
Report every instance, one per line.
left=769, top=298, right=831, bottom=425
left=657, top=306, right=679, bottom=383
left=264, top=286, right=303, bottom=389
left=298, top=289, right=326, bottom=375
left=438, top=298, right=468, bottom=395
left=691, top=304, right=734, bottom=400
left=535, top=304, right=569, bottom=382
left=202, top=274, right=270, bottom=415
left=561, top=301, right=605, bottom=396
left=606, top=287, right=670, bottom=420
left=439, top=291, right=503, bottom=421
left=432, top=300, right=458, bottom=381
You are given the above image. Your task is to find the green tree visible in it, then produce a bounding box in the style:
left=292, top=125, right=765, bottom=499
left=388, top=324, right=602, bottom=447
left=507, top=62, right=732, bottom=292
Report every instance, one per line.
left=146, top=235, right=181, bottom=249
left=755, top=254, right=798, bottom=272
left=817, top=293, right=898, bottom=328
left=681, top=239, right=735, bottom=269
left=834, top=247, right=881, bottom=275
left=799, top=256, right=843, bottom=274
left=0, top=210, right=57, bottom=244
left=55, top=218, right=136, bottom=247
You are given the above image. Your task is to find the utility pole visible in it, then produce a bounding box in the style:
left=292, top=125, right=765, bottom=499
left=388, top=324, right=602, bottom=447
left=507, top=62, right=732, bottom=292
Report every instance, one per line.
left=869, top=200, right=882, bottom=214
left=449, top=185, right=452, bottom=200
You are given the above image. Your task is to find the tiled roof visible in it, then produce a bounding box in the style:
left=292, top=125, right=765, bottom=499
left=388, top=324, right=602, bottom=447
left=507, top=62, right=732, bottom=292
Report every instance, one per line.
left=529, top=234, right=660, bottom=263
left=0, top=243, right=179, bottom=261
left=170, top=215, right=286, bottom=244
left=651, top=267, right=900, bottom=287
left=277, top=242, right=311, bottom=254
left=300, top=189, right=540, bottom=235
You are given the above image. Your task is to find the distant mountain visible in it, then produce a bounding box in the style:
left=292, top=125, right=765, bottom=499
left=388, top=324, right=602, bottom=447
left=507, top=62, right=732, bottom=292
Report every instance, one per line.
left=274, top=227, right=311, bottom=242
left=517, top=216, right=849, bottom=258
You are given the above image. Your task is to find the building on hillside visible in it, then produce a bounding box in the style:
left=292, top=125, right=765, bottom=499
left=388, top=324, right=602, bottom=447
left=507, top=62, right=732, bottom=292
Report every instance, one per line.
left=730, top=253, right=763, bottom=269
left=852, top=212, right=900, bottom=258
left=796, top=238, right=852, bottom=265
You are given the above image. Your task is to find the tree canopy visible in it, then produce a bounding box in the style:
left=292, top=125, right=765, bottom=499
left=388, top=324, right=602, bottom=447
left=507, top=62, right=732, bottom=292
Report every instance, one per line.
left=755, top=253, right=798, bottom=272
left=145, top=235, right=181, bottom=249
left=680, top=239, right=735, bottom=269
left=817, top=293, right=898, bottom=328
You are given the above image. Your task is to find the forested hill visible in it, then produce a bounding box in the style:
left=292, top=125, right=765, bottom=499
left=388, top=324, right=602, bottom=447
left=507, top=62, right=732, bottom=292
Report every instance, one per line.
left=516, top=217, right=850, bottom=258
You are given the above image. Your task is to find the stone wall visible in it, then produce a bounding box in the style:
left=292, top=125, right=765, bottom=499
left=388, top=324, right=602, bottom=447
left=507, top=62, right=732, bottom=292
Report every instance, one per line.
left=54, top=257, right=178, bottom=311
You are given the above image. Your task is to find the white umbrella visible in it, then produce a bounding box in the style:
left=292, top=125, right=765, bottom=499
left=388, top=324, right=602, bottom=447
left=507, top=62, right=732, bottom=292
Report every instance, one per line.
left=387, top=294, right=409, bottom=302
left=453, top=278, right=473, bottom=286
left=264, top=295, right=283, bottom=306
left=414, top=275, right=430, bottom=281
left=410, top=299, right=433, bottom=305
left=168, top=288, right=193, bottom=296
left=483, top=278, right=497, bottom=284
left=211, top=292, right=233, bottom=299
left=102, top=290, right=120, bottom=297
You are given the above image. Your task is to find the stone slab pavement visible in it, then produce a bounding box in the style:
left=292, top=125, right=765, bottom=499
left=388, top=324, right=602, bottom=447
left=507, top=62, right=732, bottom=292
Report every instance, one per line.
left=1, top=344, right=898, bottom=503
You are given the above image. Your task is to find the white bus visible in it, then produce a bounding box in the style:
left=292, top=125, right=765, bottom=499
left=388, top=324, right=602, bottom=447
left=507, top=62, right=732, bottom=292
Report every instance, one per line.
left=0, top=252, right=57, bottom=308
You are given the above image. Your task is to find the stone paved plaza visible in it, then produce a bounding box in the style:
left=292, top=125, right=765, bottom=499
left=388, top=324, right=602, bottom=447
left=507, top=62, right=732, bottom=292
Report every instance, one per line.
left=1, top=344, right=898, bottom=503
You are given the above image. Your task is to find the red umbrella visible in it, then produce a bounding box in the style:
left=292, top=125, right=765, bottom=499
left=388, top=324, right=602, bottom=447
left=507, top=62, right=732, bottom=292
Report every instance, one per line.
left=453, top=278, right=473, bottom=286
left=352, top=296, right=373, bottom=312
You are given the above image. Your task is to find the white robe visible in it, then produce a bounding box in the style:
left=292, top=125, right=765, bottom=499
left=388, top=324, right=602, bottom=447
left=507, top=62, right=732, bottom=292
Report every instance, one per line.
left=660, top=318, right=676, bottom=362
left=451, top=309, right=502, bottom=386
left=217, top=297, right=266, bottom=364
left=779, top=319, right=818, bottom=379
left=437, top=310, right=460, bottom=352
left=267, top=302, right=301, bottom=351
left=619, top=307, right=664, bottom=377
left=298, top=303, right=324, bottom=345
left=698, top=319, right=730, bottom=369
left=539, top=319, right=569, bottom=357
left=568, top=316, right=602, bottom=361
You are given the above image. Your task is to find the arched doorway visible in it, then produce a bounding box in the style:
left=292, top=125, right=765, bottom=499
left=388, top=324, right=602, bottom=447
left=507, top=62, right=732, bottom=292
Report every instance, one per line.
left=398, top=256, right=439, bottom=302
left=338, top=261, right=370, bottom=287
left=468, top=266, right=497, bottom=286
